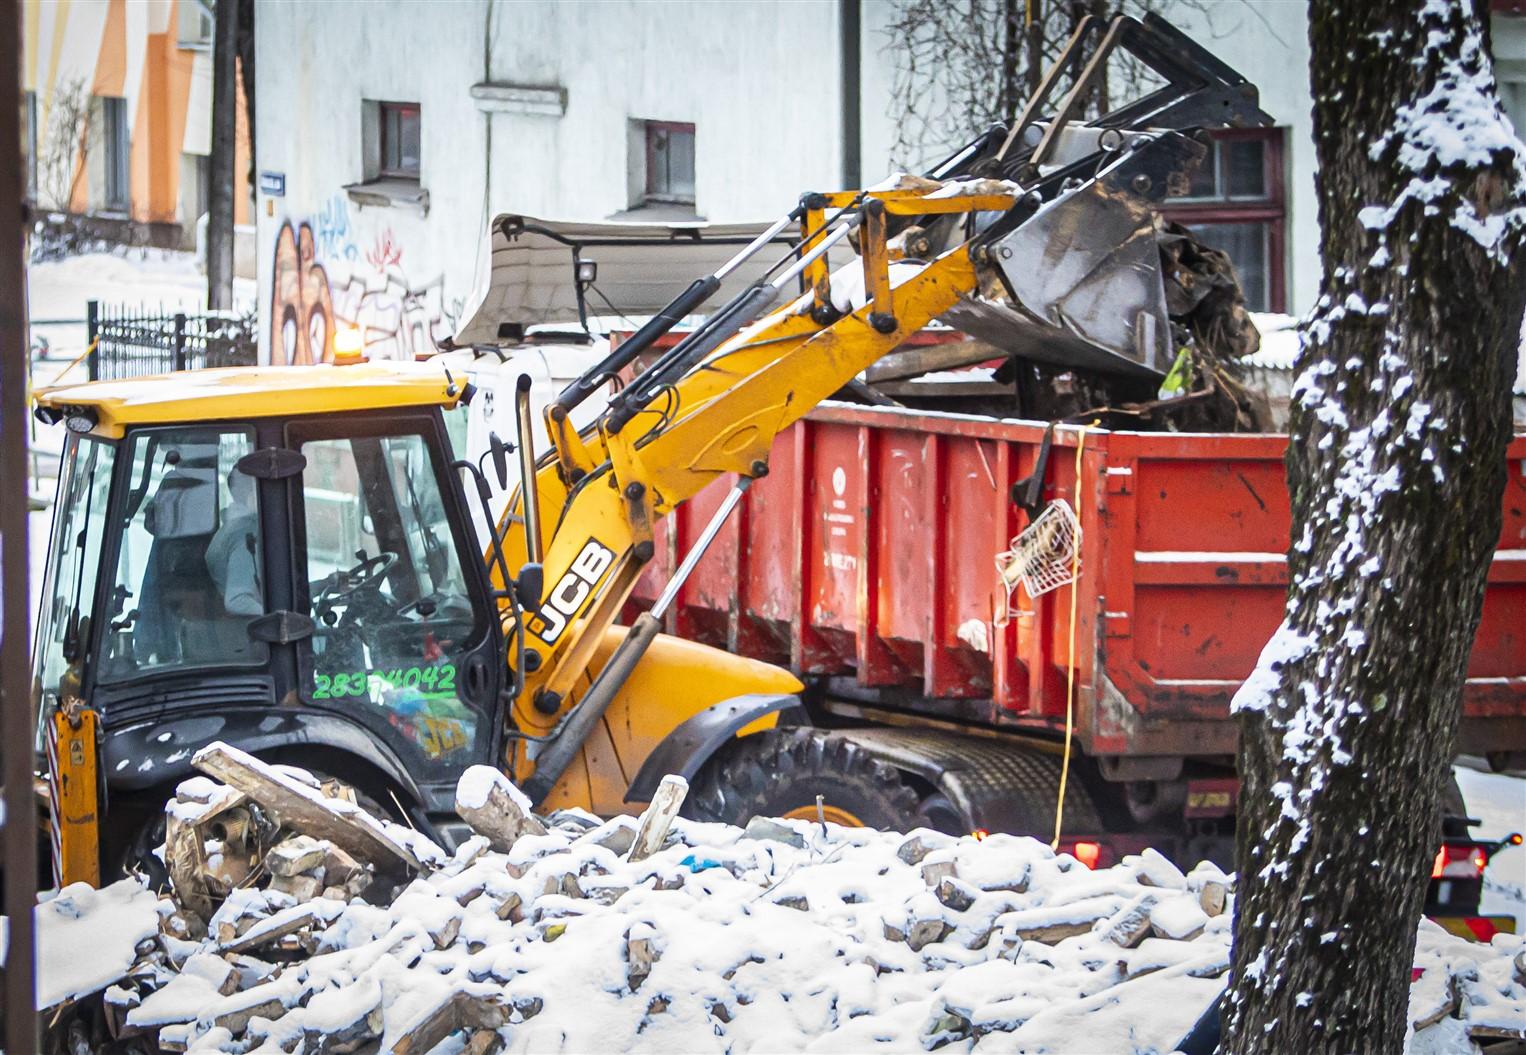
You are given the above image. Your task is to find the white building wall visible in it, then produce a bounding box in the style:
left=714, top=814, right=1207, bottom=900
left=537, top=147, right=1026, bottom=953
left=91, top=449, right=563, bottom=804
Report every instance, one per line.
left=255, top=0, right=845, bottom=365
left=257, top=1, right=1526, bottom=364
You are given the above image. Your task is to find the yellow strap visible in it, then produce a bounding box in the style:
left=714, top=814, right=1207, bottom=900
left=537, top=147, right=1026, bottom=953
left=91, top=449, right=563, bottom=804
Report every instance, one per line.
left=39, top=337, right=99, bottom=392
left=1052, top=422, right=1094, bottom=850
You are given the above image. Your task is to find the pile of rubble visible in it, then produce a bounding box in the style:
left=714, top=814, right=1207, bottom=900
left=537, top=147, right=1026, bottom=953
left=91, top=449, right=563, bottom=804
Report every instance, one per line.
left=32, top=742, right=1526, bottom=1053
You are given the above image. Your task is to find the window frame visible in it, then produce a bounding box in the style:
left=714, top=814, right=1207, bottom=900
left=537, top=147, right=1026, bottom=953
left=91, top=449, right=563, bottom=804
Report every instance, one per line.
left=1161, top=127, right=1287, bottom=313
left=377, top=101, right=422, bottom=182
left=643, top=120, right=697, bottom=205
left=95, top=424, right=269, bottom=686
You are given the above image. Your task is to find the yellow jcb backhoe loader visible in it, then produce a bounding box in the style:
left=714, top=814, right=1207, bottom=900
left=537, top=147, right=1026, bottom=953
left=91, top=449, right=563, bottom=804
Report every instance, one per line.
left=31, top=13, right=1269, bottom=885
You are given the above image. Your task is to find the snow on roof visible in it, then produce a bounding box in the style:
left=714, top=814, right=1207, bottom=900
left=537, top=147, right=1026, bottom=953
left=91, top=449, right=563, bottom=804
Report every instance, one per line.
left=1244, top=312, right=1302, bottom=371
left=35, top=361, right=466, bottom=437
left=1244, top=312, right=1526, bottom=396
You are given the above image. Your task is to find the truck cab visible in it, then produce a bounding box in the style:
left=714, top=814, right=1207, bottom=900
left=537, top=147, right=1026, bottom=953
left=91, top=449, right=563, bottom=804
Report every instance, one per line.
left=33, top=364, right=507, bottom=865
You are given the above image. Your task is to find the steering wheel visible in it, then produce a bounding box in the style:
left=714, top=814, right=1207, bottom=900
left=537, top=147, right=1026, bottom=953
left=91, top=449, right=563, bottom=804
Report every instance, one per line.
left=315, top=552, right=398, bottom=611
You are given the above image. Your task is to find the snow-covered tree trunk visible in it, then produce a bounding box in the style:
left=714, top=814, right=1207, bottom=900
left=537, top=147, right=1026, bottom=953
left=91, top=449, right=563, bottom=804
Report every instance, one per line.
left=1221, top=2, right=1526, bottom=1050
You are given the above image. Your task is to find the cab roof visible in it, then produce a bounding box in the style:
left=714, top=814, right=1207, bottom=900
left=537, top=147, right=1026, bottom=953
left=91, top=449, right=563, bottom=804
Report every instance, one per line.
left=35, top=361, right=466, bottom=439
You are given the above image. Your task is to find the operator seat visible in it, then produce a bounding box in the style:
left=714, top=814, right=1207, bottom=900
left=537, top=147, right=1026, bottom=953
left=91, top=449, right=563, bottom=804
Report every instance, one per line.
left=134, top=465, right=223, bottom=666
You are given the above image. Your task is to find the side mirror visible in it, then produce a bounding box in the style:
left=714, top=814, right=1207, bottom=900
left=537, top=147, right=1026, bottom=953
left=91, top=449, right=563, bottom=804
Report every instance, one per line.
left=488, top=432, right=510, bottom=490
left=515, top=563, right=544, bottom=613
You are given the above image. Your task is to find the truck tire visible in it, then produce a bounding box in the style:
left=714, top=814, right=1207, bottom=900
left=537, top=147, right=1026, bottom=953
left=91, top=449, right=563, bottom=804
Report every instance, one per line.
left=687, top=728, right=923, bottom=830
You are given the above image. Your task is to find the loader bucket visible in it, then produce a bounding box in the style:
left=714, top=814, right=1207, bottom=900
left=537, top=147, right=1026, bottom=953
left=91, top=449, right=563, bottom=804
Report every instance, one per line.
left=943, top=134, right=1201, bottom=380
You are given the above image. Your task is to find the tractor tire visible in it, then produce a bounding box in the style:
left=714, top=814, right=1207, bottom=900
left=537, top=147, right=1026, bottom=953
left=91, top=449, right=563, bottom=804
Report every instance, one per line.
left=102, top=793, right=172, bottom=892
left=687, top=728, right=923, bottom=831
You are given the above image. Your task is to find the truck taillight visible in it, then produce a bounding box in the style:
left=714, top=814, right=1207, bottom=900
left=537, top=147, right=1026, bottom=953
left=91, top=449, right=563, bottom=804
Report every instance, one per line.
left=1073, top=841, right=1102, bottom=870
left=1432, top=844, right=1487, bottom=879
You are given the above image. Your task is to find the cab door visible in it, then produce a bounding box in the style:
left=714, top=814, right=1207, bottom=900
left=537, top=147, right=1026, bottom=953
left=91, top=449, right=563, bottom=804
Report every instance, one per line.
left=286, top=411, right=503, bottom=793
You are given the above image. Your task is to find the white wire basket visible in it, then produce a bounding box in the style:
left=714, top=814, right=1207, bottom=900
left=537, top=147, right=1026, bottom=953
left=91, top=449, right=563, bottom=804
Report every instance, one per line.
left=995, top=499, right=1082, bottom=615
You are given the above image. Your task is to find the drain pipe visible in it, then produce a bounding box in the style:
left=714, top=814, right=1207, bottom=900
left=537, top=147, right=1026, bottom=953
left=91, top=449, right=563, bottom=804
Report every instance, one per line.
left=841, top=0, right=861, bottom=188
left=521, top=475, right=755, bottom=804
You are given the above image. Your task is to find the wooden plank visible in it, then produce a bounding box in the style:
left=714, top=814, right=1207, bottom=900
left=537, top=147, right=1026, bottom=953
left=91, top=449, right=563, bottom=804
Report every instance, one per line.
left=628, top=774, right=688, bottom=862
left=454, top=766, right=547, bottom=853
left=865, top=339, right=1005, bottom=383
left=390, top=990, right=510, bottom=1055
left=873, top=380, right=1016, bottom=399
left=194, top=742, right=420, bottom=871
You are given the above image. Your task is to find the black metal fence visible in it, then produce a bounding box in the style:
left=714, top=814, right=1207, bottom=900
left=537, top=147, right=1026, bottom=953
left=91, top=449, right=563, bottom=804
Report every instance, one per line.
left=87, top=299, right=258, bottom=380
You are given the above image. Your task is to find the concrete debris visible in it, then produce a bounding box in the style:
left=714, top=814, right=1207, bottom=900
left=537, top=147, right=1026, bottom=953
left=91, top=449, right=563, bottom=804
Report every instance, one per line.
left=454, top=763, right=548, bottom=852
left=32, top=756, right=1525, bottom=1055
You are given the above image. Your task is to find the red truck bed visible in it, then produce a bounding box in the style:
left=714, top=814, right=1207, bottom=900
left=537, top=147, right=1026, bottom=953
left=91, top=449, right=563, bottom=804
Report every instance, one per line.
left=630, top=403, right=1526, bottom=763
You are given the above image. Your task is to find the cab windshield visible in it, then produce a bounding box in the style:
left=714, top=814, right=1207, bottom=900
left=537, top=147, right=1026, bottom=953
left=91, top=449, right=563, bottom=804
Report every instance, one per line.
left=33, top=434, right=116, bottom=725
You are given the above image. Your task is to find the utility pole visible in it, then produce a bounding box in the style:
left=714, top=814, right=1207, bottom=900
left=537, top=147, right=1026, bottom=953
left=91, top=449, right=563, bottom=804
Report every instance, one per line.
left=207, top=0, right=237, bottom=311
left=2, top=0, right=39, bottom=1047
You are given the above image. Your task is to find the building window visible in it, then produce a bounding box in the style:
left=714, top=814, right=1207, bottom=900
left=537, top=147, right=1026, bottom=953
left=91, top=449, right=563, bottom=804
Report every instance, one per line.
left=379, top=102, right=421, bottom=181
left=1162, top=128, right=1286, bottom=313
left=101, top=96, right=130, bottom=212
left=644, top=121, right=695, bottom=204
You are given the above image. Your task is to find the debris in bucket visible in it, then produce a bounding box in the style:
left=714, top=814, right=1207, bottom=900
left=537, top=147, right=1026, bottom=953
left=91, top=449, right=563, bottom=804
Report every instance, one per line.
left=26, top=742, right=1525, bottom=1053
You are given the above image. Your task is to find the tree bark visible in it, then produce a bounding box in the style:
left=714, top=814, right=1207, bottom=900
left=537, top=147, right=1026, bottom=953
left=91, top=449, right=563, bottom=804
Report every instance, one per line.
left=206, top=0, right=238, bottom=312
left=1222, top=2, right=1526, bottom=1051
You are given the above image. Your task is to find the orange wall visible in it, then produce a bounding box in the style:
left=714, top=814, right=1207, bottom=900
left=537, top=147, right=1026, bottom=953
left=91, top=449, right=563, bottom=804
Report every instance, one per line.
left=32, top=0, right=251, bottom=228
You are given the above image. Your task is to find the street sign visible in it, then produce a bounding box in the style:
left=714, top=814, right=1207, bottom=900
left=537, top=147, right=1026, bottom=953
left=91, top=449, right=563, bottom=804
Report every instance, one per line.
left=260, top=171, right=286, bottom=197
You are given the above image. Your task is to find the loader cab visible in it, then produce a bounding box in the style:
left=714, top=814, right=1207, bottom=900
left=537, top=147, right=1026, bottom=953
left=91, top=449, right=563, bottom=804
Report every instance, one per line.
left=32, top=364, right=507, bottom=813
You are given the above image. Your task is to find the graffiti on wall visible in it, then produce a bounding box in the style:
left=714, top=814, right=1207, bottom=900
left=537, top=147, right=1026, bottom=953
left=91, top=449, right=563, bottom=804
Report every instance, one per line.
left=270, top=193, right=460, bottom=365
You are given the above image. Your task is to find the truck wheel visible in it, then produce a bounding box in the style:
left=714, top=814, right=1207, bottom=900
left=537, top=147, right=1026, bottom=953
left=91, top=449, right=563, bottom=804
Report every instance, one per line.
left=687, top=729, right=923, bottom=831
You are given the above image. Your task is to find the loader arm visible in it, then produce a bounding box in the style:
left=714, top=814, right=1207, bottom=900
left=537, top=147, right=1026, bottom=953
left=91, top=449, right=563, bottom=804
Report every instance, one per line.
left=493, top=188, right=1009, bottom=781
left=482, top=11, right=1273, bottom=802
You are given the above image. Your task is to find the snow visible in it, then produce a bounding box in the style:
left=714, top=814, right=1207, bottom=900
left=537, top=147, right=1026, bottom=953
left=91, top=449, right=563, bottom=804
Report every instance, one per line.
left=457, top=763, right=533, bottom=815
left=956, top=618, right=990, bottom=653
left=28, top=248, right=255, bottom=371
left=12, top=785, right=1526, bottom=1053
left=34, top=879, right=161, bottom=1009
left=1244, top=312, right=1302, bottom=370
left=827, top=260, right=930, bottom=315
left=1229, top=620, right=1313, bottom=716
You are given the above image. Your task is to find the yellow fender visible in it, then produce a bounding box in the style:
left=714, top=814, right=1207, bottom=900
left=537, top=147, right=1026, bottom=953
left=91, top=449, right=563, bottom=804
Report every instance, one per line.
left=529, top=625, right=802, bottom=815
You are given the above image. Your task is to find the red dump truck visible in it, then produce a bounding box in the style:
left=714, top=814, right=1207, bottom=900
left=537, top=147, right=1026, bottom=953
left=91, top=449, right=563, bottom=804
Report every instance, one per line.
left=627, top=382, right=1526, bottom=937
